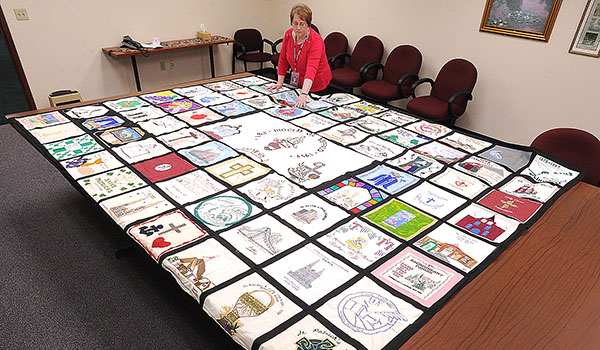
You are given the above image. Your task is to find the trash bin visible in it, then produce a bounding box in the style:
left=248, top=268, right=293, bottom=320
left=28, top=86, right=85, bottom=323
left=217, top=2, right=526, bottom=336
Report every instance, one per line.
left=48, top=90, right=82, bottom=107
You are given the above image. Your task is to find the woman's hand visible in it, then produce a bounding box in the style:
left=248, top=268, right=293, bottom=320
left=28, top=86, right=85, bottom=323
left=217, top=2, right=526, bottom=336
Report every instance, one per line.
left=266, top=83, right=283, bottom=91
left=295, top=93, right=308, bottom=107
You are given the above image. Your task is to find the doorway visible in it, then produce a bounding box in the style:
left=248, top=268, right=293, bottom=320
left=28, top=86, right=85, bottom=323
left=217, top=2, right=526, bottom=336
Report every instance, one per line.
left=0, top=5, right=34, bottom=124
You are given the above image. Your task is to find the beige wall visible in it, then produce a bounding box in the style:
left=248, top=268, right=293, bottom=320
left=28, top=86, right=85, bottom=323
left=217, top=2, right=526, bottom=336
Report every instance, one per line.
left=4, top=0, right=599, bottom=145
left=2, top=0, right=274, bottom=107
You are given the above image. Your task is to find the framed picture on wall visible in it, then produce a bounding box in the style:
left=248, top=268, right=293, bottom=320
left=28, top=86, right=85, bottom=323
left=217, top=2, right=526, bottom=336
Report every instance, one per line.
left=480, top=0, right=563, bottom=41
left=569, top=0, right=600, bottom=57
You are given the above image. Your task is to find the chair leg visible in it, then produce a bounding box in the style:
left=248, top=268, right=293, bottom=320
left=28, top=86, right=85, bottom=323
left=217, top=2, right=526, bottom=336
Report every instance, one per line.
left=244, top=61, right=248, bottom=72
left=232, top=46, right=237, bottom=75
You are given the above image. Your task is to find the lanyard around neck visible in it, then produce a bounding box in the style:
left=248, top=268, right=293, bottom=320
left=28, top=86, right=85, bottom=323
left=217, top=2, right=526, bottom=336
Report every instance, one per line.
left=293, top=29, right=309, bottom=71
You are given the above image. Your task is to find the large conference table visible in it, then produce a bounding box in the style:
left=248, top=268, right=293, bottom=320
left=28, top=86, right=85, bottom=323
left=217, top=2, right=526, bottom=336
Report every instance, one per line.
left=8, top=73, right=600, bottom=350
left=401, top=180, right=600, bottom=349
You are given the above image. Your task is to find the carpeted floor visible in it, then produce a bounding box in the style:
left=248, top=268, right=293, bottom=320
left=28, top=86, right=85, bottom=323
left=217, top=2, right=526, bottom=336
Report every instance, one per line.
left=0, top=123, right=242, bottom=349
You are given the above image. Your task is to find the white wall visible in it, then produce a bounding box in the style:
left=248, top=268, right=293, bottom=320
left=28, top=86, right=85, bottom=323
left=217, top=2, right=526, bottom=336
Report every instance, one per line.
left=3, top=0, right=274, bottom=107
left=4, top=0, right=599, bottom=145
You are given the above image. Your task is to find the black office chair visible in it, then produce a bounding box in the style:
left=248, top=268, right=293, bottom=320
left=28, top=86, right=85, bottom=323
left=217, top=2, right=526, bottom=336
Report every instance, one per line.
left=531, top=128, right=600, bottom=186
left=233, top=28, right=275, bottom=73
left=324, top=31, right=349, bottom=69
left=329, top=35, right=384, bottom=91
left=360, top=45, right=422, bottom=103
left=407, top=58, right=477, bottom=127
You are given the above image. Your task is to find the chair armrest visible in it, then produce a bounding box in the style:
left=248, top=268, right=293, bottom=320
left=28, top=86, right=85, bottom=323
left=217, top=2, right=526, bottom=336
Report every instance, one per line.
left=447, top=90, right=473, bottom=119
left=263, top=38, right=277, bottom=54
left=397, top=73, right=419, bottom=98
left=359, top=62, right=383, bottom=83
left=328, top=53, right=350, bottom=70
left=233, top=41, right=247, bottom=58
left=411, top=78, right=434, bottom=98
left=268, top=38, right=283, bottom=54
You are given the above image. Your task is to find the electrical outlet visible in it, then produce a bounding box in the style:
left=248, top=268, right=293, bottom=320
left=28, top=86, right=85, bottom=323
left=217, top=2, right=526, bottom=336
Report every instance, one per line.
left=159, top=61, right=166, bottom=71
left=14, top=8, right=29, bottom=21
left=169, top=60, right=175, bottom=70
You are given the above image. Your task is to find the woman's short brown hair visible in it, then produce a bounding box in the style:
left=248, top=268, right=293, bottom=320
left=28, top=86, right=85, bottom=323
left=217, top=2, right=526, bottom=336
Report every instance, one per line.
left=290, top=3, right=312, bottom=26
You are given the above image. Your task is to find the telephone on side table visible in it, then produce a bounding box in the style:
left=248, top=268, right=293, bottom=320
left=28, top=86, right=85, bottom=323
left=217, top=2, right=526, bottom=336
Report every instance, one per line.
left=121, top=35, right=149, bottom=56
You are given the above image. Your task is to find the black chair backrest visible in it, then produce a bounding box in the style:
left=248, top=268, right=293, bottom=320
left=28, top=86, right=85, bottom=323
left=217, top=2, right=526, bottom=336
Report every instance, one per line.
left=432, top=58, right=477, bottom=108
left=531, top=128, right=600, bottom=186
left=324, top=32, right=348, bottom=59
left=383, top=45, right=422, bottom=84
left=310, top=23, right=320, bottom=34
left=349, top=35, right=384, bottom=72
left=234, top=28, right=263, bottom=52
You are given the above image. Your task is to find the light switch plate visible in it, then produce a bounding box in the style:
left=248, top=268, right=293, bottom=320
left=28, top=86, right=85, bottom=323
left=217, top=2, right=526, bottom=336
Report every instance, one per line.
left=14, top=9, right=29, bottom=21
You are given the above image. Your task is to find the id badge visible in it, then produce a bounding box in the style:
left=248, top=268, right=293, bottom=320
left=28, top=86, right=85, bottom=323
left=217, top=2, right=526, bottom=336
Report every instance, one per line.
left=290, top=71, right=300, bottom=87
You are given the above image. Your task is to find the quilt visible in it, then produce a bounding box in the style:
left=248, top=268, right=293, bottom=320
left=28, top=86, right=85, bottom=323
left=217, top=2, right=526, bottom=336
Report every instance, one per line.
left=10, top=75, right=584, bottom=350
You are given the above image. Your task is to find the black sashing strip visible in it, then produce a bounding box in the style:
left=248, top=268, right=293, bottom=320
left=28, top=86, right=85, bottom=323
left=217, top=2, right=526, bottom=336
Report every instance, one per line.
left=8, top=77, right=588, bottom=350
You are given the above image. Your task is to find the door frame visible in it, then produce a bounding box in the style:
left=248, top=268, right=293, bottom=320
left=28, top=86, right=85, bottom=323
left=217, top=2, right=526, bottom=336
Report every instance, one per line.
left=0, top=5, right=36, bottom=110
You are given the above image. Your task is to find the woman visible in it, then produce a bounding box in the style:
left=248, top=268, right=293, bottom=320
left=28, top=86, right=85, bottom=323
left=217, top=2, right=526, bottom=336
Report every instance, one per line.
left=267, top=3, right=332, bottom=107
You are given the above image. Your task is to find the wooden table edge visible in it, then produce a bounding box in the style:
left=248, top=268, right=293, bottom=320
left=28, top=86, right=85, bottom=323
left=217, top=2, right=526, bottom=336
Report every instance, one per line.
left=399, top=180, right=600, bottom=349
left=5, top=72, right=254, bottom=119
left=101, top=37, right=235, bottom=58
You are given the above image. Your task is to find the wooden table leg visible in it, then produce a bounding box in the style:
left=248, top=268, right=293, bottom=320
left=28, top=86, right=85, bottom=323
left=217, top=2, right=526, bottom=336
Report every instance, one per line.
left=131, top=56, right=142, bottom=92
left=209, top=46, right=215, bottom=78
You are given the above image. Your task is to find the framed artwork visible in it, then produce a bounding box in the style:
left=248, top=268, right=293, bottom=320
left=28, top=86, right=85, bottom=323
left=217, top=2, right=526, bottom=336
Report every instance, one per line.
left=569, top=0, right=600, bottom=56
left=480, top=0, right=563, bottom=41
